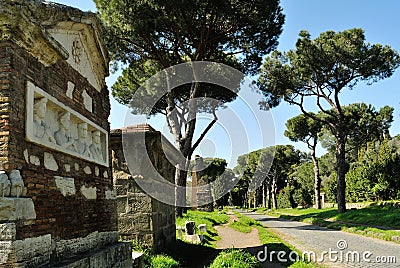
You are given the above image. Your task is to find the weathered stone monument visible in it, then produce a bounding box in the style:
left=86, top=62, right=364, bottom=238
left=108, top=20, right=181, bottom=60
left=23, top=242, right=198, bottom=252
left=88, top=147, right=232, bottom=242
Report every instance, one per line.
left=111, top=124, right=178, bottom=253
left=191, top=156, right=213, bottom=212
left=0, top=0, right=131, bottom=266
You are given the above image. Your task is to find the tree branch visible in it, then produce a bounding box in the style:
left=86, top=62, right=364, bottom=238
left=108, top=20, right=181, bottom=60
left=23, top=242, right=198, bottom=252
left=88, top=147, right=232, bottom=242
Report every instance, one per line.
left=189, top=110, right=218, bottom=157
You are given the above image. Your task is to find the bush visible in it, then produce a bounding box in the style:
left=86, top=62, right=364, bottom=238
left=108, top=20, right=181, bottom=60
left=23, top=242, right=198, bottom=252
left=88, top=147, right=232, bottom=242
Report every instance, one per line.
left=209, top=249, right=260, bottom=268
left=150, top=254, right=180, bottom=268
left=277, top=186, right=297, bottom=209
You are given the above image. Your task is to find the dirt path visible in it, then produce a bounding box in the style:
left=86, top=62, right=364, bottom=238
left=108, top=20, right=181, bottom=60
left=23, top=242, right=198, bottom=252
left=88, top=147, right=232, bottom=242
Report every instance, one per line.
left=215, top=211, right=283, bottom=267
left=215, top=214, right=261, bottom=249
left=215, top=211, right=261, bottom=249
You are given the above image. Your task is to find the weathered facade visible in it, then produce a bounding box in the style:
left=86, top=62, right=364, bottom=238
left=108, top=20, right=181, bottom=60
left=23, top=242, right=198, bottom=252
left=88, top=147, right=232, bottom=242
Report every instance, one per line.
left=0, top=1, right=131, bottom=266
left=111, top=125, right=178, bottom=253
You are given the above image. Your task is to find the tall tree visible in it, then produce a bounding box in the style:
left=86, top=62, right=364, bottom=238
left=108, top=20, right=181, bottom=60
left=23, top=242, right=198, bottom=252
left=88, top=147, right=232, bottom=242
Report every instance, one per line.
left=319, top=103, right=394, bottom=162
left=95, top=0, right=285, bottom=216
left=258, top=28, right=400, bottom=212
left=285, top=113, right=323, bottom=208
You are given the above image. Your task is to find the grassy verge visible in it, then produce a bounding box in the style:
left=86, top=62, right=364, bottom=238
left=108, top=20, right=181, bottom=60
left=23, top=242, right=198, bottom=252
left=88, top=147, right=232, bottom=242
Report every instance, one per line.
left=208, top=249, right=259, bottom=268
left=255, top=203, right=400, bottom=244
left=176, top=209, right=230, bottom=247
left=229, top=212, right=259, bottom=233
left=230, top=211, right=321, bottom=267
left=131, top=241, right=181, bottom=267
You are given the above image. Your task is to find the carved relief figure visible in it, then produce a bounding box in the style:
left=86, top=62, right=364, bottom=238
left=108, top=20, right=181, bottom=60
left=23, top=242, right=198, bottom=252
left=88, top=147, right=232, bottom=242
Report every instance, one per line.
left=9, top=170, right=26, bottom=198
left=54, top=111, right=75, bottom=150
left=75, top=122, right=91, bottom=157
left=90, top=130, right=104, bottom=162
left=0, top=173, right=10, bottom=197
left=33, top=97, right=56, bottom=143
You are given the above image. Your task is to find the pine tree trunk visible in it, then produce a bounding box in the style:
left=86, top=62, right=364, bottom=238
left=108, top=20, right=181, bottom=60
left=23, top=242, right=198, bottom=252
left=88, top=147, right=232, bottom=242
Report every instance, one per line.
left=267, top=178, right=272, bottom=209
left=272, top=172, right=278, bottom=209
left=175, top=167, right=187, bottom=217
left=310, top=145, right=321, bottom=209
left=336, top=132, right=347, bottom=213
left=262, top=182, right=266, bottom=208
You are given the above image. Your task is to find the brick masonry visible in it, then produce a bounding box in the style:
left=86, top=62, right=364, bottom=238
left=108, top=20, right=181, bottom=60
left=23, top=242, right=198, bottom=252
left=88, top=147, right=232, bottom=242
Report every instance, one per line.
left=0, top=1, right=131, bottom=266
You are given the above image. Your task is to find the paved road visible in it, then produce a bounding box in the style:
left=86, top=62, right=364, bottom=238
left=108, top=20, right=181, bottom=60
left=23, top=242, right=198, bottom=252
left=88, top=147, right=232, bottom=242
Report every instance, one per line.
left=236, top=209, right=400, bottom=268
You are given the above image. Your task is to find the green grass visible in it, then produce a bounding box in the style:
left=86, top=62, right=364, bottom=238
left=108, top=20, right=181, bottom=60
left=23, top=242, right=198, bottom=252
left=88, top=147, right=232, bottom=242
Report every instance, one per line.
left=176, top=209, right=230, bottom=247
left=150, top=254, right=180, bottom=268
left=208, top=249, right=259, bottom=268
left=255, top=203, right=400, bottom=244
left=229, top=212, right=261, bottom=233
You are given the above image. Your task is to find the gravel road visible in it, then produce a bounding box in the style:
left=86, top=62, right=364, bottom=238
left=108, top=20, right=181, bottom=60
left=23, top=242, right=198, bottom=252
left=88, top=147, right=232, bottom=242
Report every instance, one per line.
left=236, top=209, right=400, bottom=268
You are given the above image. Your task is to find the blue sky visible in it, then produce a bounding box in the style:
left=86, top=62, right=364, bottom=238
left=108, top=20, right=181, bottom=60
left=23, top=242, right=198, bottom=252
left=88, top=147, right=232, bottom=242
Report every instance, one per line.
left=52, top=0, right=400, bottom=167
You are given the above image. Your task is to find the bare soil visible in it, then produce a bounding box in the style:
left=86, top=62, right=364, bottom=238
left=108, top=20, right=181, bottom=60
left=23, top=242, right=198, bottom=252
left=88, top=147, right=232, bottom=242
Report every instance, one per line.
left=215, top=211, right=262, bottom=249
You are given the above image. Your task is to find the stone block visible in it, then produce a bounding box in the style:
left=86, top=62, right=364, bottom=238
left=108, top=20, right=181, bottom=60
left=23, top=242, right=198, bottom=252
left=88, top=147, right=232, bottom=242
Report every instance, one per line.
left=42, top=242, right=132, bottom=268
left=80, top=185, right=97, bottom=200
left=54, top=176, right=76, bottom=197
left=44, top=152, right=59, bottom=171
left=2, top=234, right=53, bottom=264
left=0, top=223, right=16, bottom=241
left=183, top=234, right=201, bottom=244
left=132, top=251, right=144, bottom=268
left=105, top=189, right=116, bottom=200
left=185, top=221, right=196, bottom=235
left=198, top=224, right=207, bottom=233
left=0, top=197, right=36, bottom=221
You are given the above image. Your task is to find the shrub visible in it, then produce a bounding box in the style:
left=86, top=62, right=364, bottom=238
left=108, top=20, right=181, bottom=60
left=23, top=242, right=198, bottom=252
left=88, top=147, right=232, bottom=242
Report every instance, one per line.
left=209, top=249, right=260, bottom=268
left=150, top=254, right=180, bottom=268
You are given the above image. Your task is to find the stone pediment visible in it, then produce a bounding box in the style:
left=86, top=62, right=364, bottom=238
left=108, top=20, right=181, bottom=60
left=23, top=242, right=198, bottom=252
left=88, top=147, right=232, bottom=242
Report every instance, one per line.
left=0, top=0, right=109, bottom=91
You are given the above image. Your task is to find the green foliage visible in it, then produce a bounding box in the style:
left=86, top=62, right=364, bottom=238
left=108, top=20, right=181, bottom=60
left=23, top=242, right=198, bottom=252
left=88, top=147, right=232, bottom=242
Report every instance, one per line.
left=319, top=103, right=394, bottom=161
left=95, top=0, right=285, bottom=109
left=208, top=249, right=260, bottom=268
left=150, top=254, right=180, bottom=268
left=292, top=162, right=314, bottom=206
left=277, top=185, right=296, bottom=209
left=95, top=0, right=284, bottom=73
left=346, top=140, right=400, bottom=202
left=233, top=145, right=303, bottom=208
left=285, top=113, right=322, bottom=144
left=201, top=158, right=228, bottom=181
left=259, top=28, right=400, bottom=109
left=319, top=152, right=337, bottom=202
left=258, top=28, right=400, bottom=212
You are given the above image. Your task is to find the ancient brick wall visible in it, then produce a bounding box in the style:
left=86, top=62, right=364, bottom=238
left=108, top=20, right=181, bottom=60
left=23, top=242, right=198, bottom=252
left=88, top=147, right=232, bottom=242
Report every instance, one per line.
left=111, top=127, right=177, bottom=253
left=0, top=41, right=115, bottom=239
left=0, top=1, right=131, bottom=266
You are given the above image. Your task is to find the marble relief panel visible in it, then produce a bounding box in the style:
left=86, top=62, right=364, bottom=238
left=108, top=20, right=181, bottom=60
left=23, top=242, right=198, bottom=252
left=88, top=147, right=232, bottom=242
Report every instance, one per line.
left=25, top=81, right=109, bottom=167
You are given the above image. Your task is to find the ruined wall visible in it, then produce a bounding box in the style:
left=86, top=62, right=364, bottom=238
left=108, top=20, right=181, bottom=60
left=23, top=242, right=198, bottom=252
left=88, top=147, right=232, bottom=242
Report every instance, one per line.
left=111, top=126, right=177, bottom=253
left=0, top=1, right=131, bottom=266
